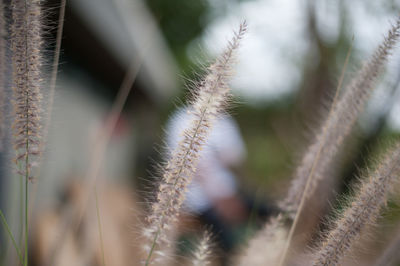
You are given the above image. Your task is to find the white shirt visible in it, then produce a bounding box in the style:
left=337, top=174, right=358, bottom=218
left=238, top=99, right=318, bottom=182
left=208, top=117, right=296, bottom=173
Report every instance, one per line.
left=166, top=108, right=246, bottom=214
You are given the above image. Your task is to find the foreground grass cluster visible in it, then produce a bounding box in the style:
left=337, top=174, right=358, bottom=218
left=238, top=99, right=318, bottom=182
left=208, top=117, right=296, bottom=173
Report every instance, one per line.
left=1, top=1, right=400, bottom=265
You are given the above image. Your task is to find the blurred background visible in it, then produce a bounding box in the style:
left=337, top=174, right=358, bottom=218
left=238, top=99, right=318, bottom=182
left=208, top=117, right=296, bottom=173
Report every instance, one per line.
left=2, top=0, right=400, bottom=265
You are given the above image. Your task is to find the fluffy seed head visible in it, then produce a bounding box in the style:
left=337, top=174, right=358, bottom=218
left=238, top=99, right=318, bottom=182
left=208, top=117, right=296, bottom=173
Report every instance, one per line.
left=191, top=230, right=213, bottom=266
left=312, top=142, right=400, bottom=266
left=142, top=21, right=247, bottom=265
left=11, top=0, right=43, bottom=179
left=281, top=18, right=400, bottom=218
left=0, top=1, right=5, bottom=150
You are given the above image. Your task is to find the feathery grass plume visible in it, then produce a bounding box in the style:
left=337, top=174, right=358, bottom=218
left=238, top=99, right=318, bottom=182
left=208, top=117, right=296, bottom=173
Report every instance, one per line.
left=0, top=1, right=5, bottom=150
left=237, top=215, right=288, bottom=266
left=191, top=230, right=213, bottom=266
left=277, top=36, right=354, bottom=266
left=312, top=142, right=400, bottom=266
left=11, top=0, right=43, bottom=264
left=281, top=18, right=400, bottom=217
left=11, top=0, right=43, bottom=179
left=142, top=21, right=247, bottom=265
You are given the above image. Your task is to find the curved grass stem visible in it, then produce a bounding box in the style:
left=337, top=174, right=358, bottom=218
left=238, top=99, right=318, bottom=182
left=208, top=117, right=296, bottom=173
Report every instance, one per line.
left=95, top=186, right=106, bottom=266
left=0, top=210, right=23, bottom=264
left=278, top=37, right=354, bottom=266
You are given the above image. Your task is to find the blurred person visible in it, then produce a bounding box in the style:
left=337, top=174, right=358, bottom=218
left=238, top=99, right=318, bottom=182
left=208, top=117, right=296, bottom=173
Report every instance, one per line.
left=166, top=107, right=274, bottom=252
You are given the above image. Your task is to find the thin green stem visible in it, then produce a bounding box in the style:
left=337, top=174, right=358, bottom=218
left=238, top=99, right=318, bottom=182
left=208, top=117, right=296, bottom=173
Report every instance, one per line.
left=23, top=0, right=29, bottom=264
left=19, top=164, right=23, bottom=248
left=145, top=229, right=160, bottom=266
left=24, top=169, right=28, bottom=266
left=144, top=79, right=222, bottom=265
left=278, top=35, right=354, bottom=266
left=95, top=186, right=106, bottom=266
left=0, top=210, right=23, bottom=264
left=24, top=136, right=29, bottom=266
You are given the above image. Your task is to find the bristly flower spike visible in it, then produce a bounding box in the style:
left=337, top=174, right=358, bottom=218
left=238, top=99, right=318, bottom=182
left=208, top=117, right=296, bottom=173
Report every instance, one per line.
left=312, top=142, right=400, bottom=266
left=11, top=1, right=44, bottom=264
left=0, top=1, right=5, bottom=150
left=282, top=17, right=400, bottom=217
left=11, top=0, right=43, bottom=179
left=191, top=230, right=213, bottom=266
left=276, top=17, right=400, bottom=266
left=142, top=21, right=247, bottom=265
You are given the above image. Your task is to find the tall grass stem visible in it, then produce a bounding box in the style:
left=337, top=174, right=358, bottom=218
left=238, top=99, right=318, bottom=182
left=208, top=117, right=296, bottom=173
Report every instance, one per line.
left=0, top=210, right=23, bottom=264
left=278, top=37, right=354, bottom=266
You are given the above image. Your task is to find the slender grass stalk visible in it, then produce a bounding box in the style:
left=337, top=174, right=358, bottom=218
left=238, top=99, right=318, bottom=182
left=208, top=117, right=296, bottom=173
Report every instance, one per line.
left=281, top=18, right=400, bottom=216
left=278, top=18, right=400, bottom=266
left=11, top=0, right=44, bottom=265
left=24, top=161, right=28, bottom=266
left=76, top=59, right=143, bottom=230
left=29, top=0, right=67, bottom=240
left=0, top=210, right=23, bottom=265
left=312, top=142, right=400, bottom=266
left=51, top=40, right=144, bottom=266
left=143, top=21, right=247, bottom=265
left=19, top=164, right=23, bottom=249
left=0, top=0, right=5, bottom=150
left=278, top=36, right=354, bottom=266
left=95, top=186, right=106, bottom=266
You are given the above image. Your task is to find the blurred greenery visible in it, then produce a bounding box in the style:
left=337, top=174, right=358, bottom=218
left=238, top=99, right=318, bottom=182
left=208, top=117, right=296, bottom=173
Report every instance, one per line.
left=144, top=0, right=400, bottom=229
left=146, top=0, right=367, bottom=198
left=146, top=0, right=209, bottom=73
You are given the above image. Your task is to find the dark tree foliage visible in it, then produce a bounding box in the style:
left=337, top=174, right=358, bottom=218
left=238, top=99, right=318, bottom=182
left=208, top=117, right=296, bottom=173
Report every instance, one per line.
left=146, top=0, right=209, bottom=70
